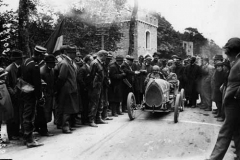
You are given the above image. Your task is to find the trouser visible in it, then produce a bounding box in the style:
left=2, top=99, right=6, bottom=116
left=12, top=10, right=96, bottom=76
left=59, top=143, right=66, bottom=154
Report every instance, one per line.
left=134, top=90, right=143, bottom=104
left=201, top=82, right=212, bottom=108
left=209, top=98, right=240, bottom=160
left=88, top=85, right=103, bottom=122
left=54, top=96, right=63, bottom=127
left=215, top=101, right=222, bottom=116
left=102, top=88, right=109, bottom=119
left=62, top=114, right=71, bottom=131
left=81, top=90, right=89, bottom=124
left=109, top=102, right=121, bottom=115
left=34, top=105, right=48, bottom=134
left=7, top=100, right=21, bottom=138
left=21, top=92, right=37, bottom=143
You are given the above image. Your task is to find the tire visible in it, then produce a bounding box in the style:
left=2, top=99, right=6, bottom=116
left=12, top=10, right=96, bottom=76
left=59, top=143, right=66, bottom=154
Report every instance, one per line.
left=174, top=94, right=180, bottom=123
left=180, top=88, right=185, bottom=112
left=127, top=92, right=136, bottom=120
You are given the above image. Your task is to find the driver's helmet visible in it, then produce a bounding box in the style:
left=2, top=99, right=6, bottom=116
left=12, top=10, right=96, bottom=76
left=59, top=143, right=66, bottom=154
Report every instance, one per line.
left=152, top=65, right=160, bottom=73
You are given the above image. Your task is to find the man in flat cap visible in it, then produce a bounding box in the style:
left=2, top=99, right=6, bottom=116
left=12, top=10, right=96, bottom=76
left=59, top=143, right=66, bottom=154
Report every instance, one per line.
left=121, top=55, right=140, bottom=113
left=108, top=55, right=126, bottom=117
left=88, top=50, right=108, bottom=127
left=101, top=52, right=113, bottom=121
left=55, top=45, right=79, bottom=133
left=207, top=37, right=240, bottom=160
left=20, top=45, right=46, bottom=147
left=5, top=49, right=24, bottom=140
left=151, top=52, right=162, bottom=68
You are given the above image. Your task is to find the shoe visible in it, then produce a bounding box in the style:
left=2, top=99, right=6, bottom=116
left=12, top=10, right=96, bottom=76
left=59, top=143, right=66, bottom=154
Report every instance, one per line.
left=62, top=129, right=72, bottom=134
left=117, top=112, right=124, bottom=115
left=105, top=117, right=113, bottom=120
left=89, top=122, right=98, bottom=127
left=200, top=106, right=207, bottom=109
left=70, top=128, right=76, bottom=131
left=96, top=119, right=108, bottom=124
left=217, top=117, right=224, bottom=122
left=112, top=113, right=118, bottom=117
left=57, top=125, right=62, bottom=129
left=40, top=132, right=54, bottom=137
left=72, top=124, right=82, bottom=128
left=26, top=140, right=44, bottom=148
left=214, top=115, right=221, bottom=118
left=122, top=110, right=128, bottom=113
left=204, top=108, right=212, bottom=111
left=212, top=110, right=218, bottom=114
left=232, top=145, right=236, bottom=148
left=9, top=136, right=20, bottom=140
left=191, top=105, right=196, bottom=108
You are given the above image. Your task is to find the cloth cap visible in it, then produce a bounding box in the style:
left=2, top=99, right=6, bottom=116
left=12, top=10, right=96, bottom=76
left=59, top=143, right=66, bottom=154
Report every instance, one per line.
left=152, top=65, right=160, bottom=71
left=107, top=53, right=113, bottom=59
left=35, top=45, right=47, bottom=54
left=223, top=38, right=240, bottom=52
left=213, top=55, right=223, bottom=60
left=97, top=50, right=108, bottom=57
left=45, top=54, right=56, bottom=63
left=126, top=55, right=134, bottom=61
left=172, top=55, right=181, bottom=60
left=153, top=52, right=160, bottom=57
left=11, top=49, right=24, bottom=59
left=116, top=55, right=124, bottom=61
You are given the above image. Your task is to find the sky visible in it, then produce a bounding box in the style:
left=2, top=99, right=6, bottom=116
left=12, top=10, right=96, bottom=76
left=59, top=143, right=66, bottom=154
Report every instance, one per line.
left=1, top=0, right=240, bottom=47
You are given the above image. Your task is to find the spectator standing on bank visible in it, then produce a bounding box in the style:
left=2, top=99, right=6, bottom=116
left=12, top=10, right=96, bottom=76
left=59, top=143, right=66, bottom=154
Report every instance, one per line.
left=5, top=49, right=23, bottom=140
left=207, top=38, right=240, bottom=160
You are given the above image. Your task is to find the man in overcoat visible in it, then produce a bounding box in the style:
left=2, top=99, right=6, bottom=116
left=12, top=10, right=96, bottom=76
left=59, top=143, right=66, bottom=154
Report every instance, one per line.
left=121, top=55, right=140, bottom=113
left=88, top=50, right=108, bottom=127
left=108, top=55, right=126, bottom=117
left=5, top=49, right=23, bottom=140
left=78, top=55, right=93, bottom=125
left=183, top=56, right=201, bottom=108
left=55, top=45, right=79, bottom=134
left=207, top=38, right=240, bottom=160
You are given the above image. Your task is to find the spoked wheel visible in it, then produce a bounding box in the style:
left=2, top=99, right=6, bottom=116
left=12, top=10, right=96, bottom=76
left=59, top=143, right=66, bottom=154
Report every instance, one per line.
left=180, top=88, right=185, bottom=112
left=127, top=92, right=136, bottom=120
left=174, top=94, right=181, bottom=123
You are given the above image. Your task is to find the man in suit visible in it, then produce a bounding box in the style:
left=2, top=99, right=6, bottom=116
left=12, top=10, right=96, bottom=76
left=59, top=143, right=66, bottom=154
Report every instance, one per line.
left=121, top=55, right=140, bottom=113
left=207, top=38, right=240, bottom=160
left=5, top=49, right=24, bottom=140
left=78, top=55, right=93, bottom=125
left=108, top=55, right=126, bottom=117
left=35, top=55, right=56, bottom=137
left=21, top=45, right=46, bottom=148
left=88, top=50, right=108, bottom=127
left=55, top=45, right=79, bottom=134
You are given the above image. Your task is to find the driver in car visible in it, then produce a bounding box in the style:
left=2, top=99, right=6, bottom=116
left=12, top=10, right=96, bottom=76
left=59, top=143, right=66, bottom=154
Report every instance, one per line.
left=144, top=65, right=165, bottom=86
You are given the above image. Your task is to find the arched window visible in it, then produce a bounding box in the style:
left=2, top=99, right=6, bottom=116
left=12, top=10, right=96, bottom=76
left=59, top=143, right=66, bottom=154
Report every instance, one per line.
left=146, top=31, right=150, bottom=49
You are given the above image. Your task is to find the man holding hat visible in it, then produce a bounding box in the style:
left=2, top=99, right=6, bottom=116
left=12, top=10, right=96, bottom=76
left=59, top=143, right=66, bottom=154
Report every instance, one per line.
left=108, top=55, right=126, bottom=117
left=88, top=50, right=108, bottom=127
left=207, top=37, right=240, bottom=160
left=121, top=55, right=140, bottom=113
left=36, top=54, right=56, bottom=136
left=55, top=45, right=79, bottom=133
left=20, top=45, right=46, bottom=147
left=5, top=49, right=24, bottom=140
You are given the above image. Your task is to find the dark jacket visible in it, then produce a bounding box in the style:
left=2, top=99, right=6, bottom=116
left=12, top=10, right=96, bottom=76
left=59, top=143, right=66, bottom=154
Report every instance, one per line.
left=213, top=70, right=225, bottom=102
left=121, top=61, right=135, bottom=85
left=55, top=56, right=79, bottom=114
left=224, top=58, right=240, bottom=103
left=89, top=58, right=105, bottom=89
left=132, top=62, right=146, bottom=93
left=22, top=58, right=42, bottom=99
left=108, top=62, right=125, bottom=102
left=78, top=63, right=91, bottom=92
left=5, top=63, right=20, bottom=98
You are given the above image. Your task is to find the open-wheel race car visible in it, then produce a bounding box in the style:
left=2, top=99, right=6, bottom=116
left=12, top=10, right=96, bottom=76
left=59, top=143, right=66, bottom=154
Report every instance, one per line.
left=126, top=78, right=185, bottom=123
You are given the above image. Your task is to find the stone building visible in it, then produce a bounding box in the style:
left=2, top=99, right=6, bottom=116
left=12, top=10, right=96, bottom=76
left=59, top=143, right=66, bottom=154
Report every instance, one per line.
left=182, top=41, right=193, bottom=56
left=115, top=11, right=158, bottom=59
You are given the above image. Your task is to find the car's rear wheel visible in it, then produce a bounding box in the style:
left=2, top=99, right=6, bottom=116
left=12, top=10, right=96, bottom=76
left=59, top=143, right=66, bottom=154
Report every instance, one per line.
left=127, top=92, right=136, bottom=120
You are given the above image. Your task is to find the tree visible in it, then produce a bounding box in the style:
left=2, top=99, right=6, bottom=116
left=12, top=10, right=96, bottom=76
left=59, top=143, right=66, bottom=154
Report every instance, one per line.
left=128, top=0, right=138, bottom=55
left=18, top=0, right=36, bottom=57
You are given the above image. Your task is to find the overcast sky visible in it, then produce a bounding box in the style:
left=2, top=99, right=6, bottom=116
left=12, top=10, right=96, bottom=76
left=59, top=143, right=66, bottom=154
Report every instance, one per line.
left=2, top=0, right=240, bottom=47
